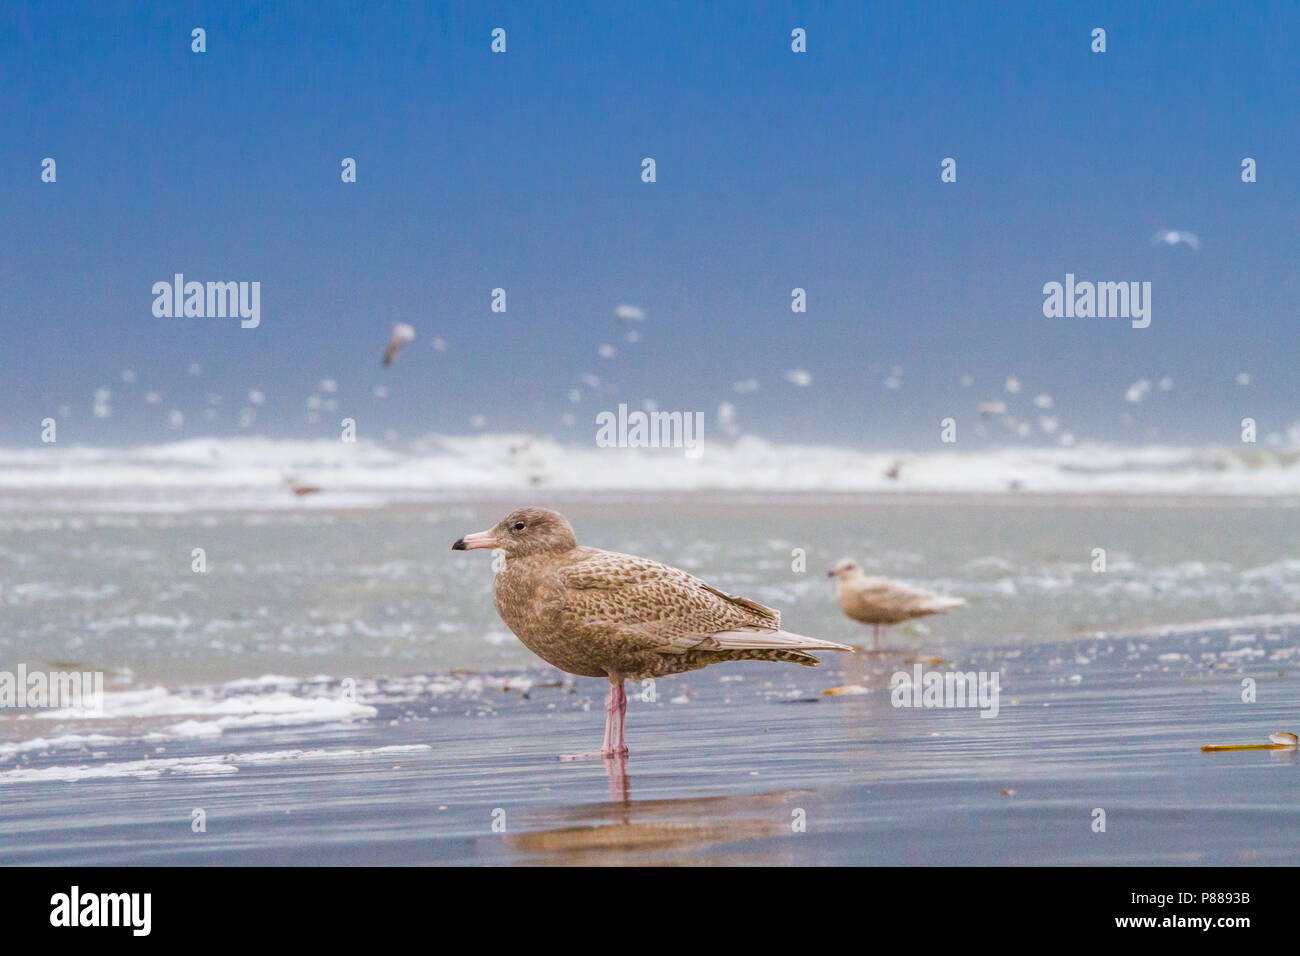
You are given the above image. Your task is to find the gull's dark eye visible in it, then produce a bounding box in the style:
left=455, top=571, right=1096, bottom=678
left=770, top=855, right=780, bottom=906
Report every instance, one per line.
left=513, top=521, right=526, bottom=531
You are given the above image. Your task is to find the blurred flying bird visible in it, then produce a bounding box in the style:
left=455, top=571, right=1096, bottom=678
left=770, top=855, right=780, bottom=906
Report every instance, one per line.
left=614, top=304, right=646, bottom=325
left=1125, top=379, right=1151, bottom=403
left=382, top=323, right=416, bottom=367
left=1152, top=230, right=1200, bottom=250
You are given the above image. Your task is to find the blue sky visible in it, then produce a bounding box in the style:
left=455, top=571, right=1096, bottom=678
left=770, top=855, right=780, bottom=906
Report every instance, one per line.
left=3, top=0, right=1297, bottom=448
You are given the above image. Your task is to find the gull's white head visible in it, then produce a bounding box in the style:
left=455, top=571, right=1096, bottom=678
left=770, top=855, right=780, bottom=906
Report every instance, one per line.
left=828, top=558, right=860, bottom=579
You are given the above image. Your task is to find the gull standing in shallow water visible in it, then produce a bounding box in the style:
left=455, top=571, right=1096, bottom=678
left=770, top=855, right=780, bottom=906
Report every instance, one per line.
left=453, top=508, right=851, bottom=759
left=828, top=558, right=966, bottom=650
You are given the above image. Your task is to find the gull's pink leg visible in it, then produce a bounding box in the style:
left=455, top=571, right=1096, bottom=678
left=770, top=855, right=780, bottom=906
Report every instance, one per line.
left=601, top=683, right=614, bottom=754
left=559, top=683, right=618, bottom=761
left=612, top=680, right=628, bottom=755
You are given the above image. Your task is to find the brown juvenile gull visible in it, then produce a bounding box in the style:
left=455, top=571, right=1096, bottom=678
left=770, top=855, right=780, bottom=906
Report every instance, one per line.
left=452, top=507, right=851, bottom=758
left=828, top=558, right=966, bottom=650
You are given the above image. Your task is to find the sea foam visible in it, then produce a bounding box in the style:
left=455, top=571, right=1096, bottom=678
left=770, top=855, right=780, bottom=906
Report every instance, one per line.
left=1, top=435, right=1298, bottom=507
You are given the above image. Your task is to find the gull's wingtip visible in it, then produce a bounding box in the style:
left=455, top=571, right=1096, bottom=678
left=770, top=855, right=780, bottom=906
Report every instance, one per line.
left=773, top=630, right=856, bottom=652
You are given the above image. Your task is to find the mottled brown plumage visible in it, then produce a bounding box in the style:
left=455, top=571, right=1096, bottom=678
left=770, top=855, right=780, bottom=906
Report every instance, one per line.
left=453, top=507, right=851, bottom=756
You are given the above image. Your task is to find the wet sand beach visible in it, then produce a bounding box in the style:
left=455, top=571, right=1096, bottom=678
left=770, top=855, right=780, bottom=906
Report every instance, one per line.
left=2, top=494, right=1298, bottom=865
left=3, top=567, right=1298, bottom=863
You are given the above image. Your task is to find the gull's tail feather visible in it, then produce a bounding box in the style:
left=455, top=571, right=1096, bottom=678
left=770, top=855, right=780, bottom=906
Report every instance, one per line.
left=924, top=596, right=966, bottom=613
left=708, top=629, right=854, bottom=653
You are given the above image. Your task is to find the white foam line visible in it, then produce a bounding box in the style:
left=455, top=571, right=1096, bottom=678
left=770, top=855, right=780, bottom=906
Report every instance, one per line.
left=1084, top=612, right=1300, bottom=639
left=38, top=687, right=377, bottom=725
left=0, top=744, right=432, bottom=784
left=0, top=733, right=124, bottom=756
left=1, top=435, right=1298, bottom=499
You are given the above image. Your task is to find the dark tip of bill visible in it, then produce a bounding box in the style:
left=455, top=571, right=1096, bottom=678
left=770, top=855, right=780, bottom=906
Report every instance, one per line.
left=452, top=538, right=467, bottom=550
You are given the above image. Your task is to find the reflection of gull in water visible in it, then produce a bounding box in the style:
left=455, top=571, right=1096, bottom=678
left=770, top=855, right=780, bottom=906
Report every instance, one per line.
left=1152, top=229, right=1200, bottom=250
left=606, top=751, right=629, bottom=802
left=382, top=323, right=416, bottom=367
left=452, top=507, right=850, bottom=758
left=501, top=786, right=795, bottom=861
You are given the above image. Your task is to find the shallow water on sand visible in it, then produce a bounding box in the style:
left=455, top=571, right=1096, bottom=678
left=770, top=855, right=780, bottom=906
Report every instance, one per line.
left=1, top=495, right=1298, bottom=864
left=4, top=493, right=1299, bottom=684
left=2, top=625, right=1298, bottom=865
